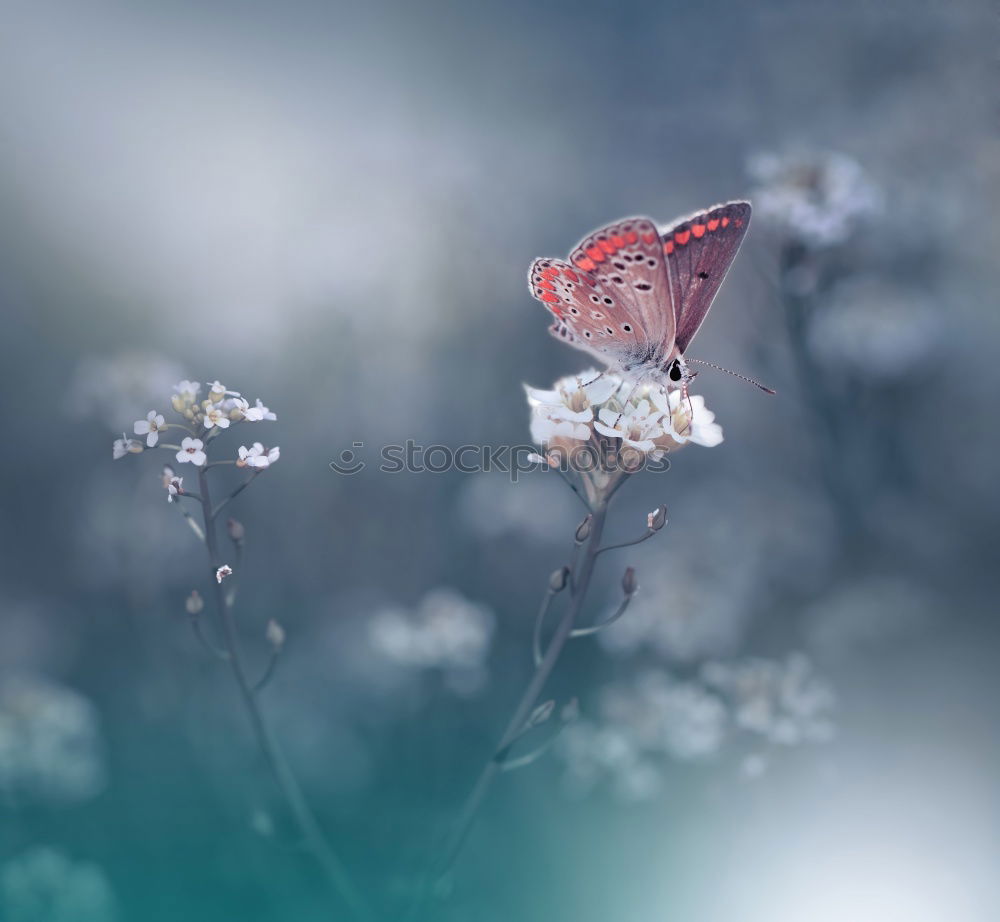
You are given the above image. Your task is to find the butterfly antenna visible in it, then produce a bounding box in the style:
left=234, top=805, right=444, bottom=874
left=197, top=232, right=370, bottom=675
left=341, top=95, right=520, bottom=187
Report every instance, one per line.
left=687, top=359, right=776, bottom=395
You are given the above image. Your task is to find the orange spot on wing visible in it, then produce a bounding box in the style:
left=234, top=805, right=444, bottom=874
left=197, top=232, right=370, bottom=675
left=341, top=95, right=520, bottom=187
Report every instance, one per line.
left=720, top=216, right=730, bottom=228
left=691, top=223, right=706, bottom=238
left=537, top=280, right=555, bottom=291
left=585, top=246, right=606, bottom=262
left=540, top=292, right=559, bottom=303
left=641, top=231, right=657, bottom=244
left=574, top=256, right=596, bottom=271
left=674, top=230, right=691, bottom=246
left=663, top=240, right=674, bottom=255
left=598, top=239, right=616, bottom=254
left=611, top=234, right=624, bottom=248
left=540, top=267, right=559, bottom=279
left=625, top=230, right=638, bottom=244
left=734, top=218, right=744, bottom=227
left=707, top=218, right=720, bottom=232
left=561, top=268, right=579, bottom=282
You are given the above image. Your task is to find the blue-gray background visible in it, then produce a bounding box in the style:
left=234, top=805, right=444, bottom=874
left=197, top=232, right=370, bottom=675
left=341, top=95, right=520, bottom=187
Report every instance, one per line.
left=1, top=0, right=997, bottom=919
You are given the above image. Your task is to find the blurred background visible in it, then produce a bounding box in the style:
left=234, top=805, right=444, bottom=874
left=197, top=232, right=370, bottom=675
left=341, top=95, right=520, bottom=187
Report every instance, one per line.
left=1, top=0, right=998, bottom=919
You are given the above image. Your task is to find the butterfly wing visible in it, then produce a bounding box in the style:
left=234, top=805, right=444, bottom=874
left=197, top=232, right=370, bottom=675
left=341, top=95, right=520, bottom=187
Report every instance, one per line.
left=659, top=201, right=751, bottom=353
left=529, top=216, right=674, bottom=372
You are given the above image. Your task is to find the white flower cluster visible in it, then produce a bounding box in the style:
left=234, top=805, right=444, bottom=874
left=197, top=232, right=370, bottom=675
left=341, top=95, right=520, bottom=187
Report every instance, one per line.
left=748, top=150, right=883, bottom=247
left=369, top=588, right=496, bottom=696
left=112, top=379, right=279, bottom=471
left=1, top=847, right=118, bottom=922
left=701, top=653, right=837, bottom=747
left=806, top=276, right=940, bottom=381
left=526, top=369, right=723, bottom=455
left=556, top=654, right=835, bottom=800
left=0, top=675, right=107, bottom=806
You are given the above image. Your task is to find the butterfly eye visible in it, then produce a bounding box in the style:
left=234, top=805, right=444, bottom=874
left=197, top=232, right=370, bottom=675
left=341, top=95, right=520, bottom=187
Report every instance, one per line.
left=668, top=362, right=683, bottom=382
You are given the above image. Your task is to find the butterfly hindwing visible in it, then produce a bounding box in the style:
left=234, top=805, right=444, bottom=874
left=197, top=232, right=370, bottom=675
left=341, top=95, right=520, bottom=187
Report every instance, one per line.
left=660, top=201, right=751, bottom=353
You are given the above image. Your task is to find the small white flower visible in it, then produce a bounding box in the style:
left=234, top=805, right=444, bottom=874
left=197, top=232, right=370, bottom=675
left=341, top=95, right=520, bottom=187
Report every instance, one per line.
left=203, top=404, right=231, bottom=430
left=649, top=390, right=724, bottom=448
left=237, top=443, right=279, bottom=469
left=525, top=370, right=616, bottom=445
left=594, top=398, right=668, bottom=452
left=176, top=437, right=207, bottom=466
left=113, top=433, right=143, bottom=459
left=207, top=380, right=240, bottom=401
left=244, top=398, right=277, bottom=422
left=166, top=477, right=184, bottom=502
left=174, top=380, right=201, bottom=401
left=133, top=410, right=165, bottom=447
left=216, top=565, right=233, bottom=583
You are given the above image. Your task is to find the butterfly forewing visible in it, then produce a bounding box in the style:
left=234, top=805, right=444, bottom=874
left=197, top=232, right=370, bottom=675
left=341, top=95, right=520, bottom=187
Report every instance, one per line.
left=528, top=217, right=674, bottom=372
left=659, top=201, right=751, bottom=353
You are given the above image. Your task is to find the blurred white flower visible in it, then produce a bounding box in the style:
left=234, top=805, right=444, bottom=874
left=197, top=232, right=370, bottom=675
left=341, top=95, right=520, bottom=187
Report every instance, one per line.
left=132, top=410, right=165, bottom=447
left=112, top=434, right=143, bottom=460
left=0, top=675, right=107, bottom=805
left=215, top=565, right=233, bottom=583
left=176, top=437, right=206, bottom=466
left=369, top=588, right=495, bottom=695
left=174, top=380, right=201, bottom=401
left=244, top=398, right=277, bottom=422
left=701, top=653, right=836, bottom=746
left=806, top=277, right=941, bottom=381
left=237, top=443, right=280, bottom=469
left=1, top=847, right=118, bottom=922
left=748, top=149, right=883, bottom=247
left=67, top=352, right=185, bottom=431
left=203, top=404, right=230, bottom=430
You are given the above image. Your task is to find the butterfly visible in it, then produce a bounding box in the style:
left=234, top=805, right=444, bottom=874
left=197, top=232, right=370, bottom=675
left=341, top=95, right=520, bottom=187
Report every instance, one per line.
left=528, top=201, right=769, bottom=394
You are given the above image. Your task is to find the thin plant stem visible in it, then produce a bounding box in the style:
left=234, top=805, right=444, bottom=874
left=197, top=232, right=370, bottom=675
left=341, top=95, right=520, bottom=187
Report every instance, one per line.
left=570, top=592, right=632, bottom=638
left=212, top=472, right=260, bottom=519
left=435, top=498, right=611, bottom=879
left=195, top=466, right=372, bottom=921
left=595, top=528, right=656, bottom=556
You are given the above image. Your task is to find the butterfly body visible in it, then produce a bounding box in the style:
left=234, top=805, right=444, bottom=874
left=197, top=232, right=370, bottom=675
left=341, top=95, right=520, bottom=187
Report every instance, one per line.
left=529, top=202, right=751, bottom=390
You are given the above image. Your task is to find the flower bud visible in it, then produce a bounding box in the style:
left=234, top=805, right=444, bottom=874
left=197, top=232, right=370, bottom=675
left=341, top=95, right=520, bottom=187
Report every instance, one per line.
left=574, top=514, right=593, bottom=544
left=185, top=590, right=204, bottom=615
left=527, top=699, right=555, bottom=728
left=622, top=566, right=637, bottom=596
left=227, top=518, right=245, bottom=544
left=647, top=505, right=668, bottom=531
left=548, top=566, right=570, bottom=593
left=171, top=394, right=185, bottom=413
left=265, top=618, right=286, bottom=650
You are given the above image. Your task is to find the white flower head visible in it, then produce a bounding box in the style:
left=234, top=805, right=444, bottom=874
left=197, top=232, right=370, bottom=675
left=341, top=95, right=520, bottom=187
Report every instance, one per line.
left=237, top=443, right=280, bottom=469
left=244, top=398, right=277, bottom=422
left=173, top=380, right=201, bottom=402
left=216, top=565, right=233, bottom=583
left=748, top=149, right=883, bottom=248
left=176, top=437, right=206, bottom=466
left=133, top=410, right=165, bottom=447
left=525, top=370, right=618, bottom=446
left=113, top=433, right=143, bottom=459
left=203, top=404, right=231, bottom=430
left=166, top=476, right=184, bottom=502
